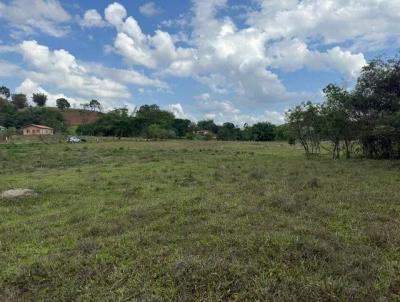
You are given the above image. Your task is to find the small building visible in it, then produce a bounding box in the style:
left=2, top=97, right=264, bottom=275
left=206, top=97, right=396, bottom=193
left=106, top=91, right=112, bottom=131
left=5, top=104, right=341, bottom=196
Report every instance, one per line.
left=196, top=130, right=211, bottom=136
left=0, top=126, right=6, bottom=132
left=22, top=124, right=54, bottom=136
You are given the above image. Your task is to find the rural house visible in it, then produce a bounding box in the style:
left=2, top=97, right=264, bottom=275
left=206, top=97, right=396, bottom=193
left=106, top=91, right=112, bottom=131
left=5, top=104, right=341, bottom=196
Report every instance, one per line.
left=0, top=126, right=6, bottom=131
left=22, top=124, right=54, bottom=136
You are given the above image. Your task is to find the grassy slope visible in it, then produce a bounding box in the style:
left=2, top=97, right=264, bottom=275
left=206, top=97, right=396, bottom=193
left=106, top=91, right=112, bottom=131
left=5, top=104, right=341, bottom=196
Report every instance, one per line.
left=0, top=140, right=399, bottom=301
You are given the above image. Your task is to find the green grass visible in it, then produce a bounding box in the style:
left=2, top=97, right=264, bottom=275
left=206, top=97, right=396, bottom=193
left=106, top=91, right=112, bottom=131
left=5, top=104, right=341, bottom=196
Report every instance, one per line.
left=1, top=139, right=400, bottom=301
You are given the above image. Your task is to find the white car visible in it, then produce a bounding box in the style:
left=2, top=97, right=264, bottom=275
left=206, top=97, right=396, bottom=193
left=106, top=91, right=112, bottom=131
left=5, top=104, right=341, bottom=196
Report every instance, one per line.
left=67, top=136, right=81, bottom=143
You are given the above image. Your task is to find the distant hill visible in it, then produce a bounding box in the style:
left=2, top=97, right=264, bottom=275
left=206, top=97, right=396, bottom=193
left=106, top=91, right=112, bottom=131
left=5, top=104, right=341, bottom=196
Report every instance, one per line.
left=61, top=109, right=102, bottom=126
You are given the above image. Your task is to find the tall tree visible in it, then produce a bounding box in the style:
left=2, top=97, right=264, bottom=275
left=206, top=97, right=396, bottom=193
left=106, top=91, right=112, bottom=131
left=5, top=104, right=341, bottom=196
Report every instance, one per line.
left=56, top=98, right=71, bottom=110
left=89, top=99, right=101, bottom=112
left=32, top=93, right=47, bottom=107
left=11, top=93, right=28, bottom=109
left=352, top=57, right=400, bottom=158
left=286, top=102, right=323, bottom=157
left=0, top=86, right=11, bottom=100
left=321, top=84, right=353, bottom=158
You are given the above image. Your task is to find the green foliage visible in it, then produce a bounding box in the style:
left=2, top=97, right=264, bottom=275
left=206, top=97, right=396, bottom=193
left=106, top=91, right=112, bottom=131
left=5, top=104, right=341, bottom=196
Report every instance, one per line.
left=287, top=54, right=400, bottom=159
left=78, top=105, right=182, bottom=139
left=145, top=124, right=176, bottom=139
left=89, top=99, right=101, bottom=112
left=56, top=98, right=71, bottom=111
left=197, top=120, right=219, bottom=134
left=286, top=102, right=323, bottom=156
left=0, top=104, right=66, bottom=132
left=249, top=122, right=276, bottom=141
left=32, top=93, right=47, bottom=107
left=217, top=122, right=240, bottom=140
left=11, top=93, right=28, bottom=109
left=172, top=118, right=192, bottom=137
left=0, top=86, right=11, bottom=99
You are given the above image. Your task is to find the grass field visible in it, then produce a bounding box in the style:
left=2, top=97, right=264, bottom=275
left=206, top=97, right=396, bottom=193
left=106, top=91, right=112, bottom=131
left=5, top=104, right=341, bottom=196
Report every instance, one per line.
left=1, top=139, right=400, bottom=301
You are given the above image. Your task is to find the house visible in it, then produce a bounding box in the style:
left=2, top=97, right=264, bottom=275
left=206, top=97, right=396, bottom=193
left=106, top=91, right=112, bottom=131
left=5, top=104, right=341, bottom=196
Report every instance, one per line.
left=22, top=124, right=54, bottom=136
left=0, top=126, right=6, bottom=131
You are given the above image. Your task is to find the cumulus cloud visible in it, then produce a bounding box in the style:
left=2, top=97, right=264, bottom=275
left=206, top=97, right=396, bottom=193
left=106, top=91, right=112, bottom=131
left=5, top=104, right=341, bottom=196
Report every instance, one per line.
left=79, top=9, right=107, bottom=28
left=248, top=0, right=400, bottom=51
left=192, top=94, right=285, bottom=126
left=104, top=2, right=127, bottom=29
left=139, top=2, right=162, bottom=17
left=106, top=5, right=195, bottom=71
left=0, top=0, right=71, bottom=38
left=15, top=78, right=82, bottom=108
left=19, top=40, right=130, bottom=100
left=167, top=103, right=194, bottom=120
left=0, top=40, right=169, bottom=110
left=104, top=1, right=368, bottom=108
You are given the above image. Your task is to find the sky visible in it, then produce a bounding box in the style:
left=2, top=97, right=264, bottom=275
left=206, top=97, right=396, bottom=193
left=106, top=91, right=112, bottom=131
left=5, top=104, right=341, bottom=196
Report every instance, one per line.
left=0, top=0, right=399, bottom=126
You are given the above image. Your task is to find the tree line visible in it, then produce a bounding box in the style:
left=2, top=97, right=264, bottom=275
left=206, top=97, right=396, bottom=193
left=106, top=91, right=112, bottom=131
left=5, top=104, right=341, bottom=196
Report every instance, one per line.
left=76, top=105, right=288, bottom=141
left=0, top=88, right=105, bottom=132
left=286, top=56, right=400, bottom=159
left=1, top=55, right=399, bottom=159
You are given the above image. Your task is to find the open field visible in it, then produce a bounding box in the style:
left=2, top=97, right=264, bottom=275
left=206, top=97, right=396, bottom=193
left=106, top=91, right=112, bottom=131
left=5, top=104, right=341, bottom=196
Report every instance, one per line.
left=1, top=139, right=400, bottom=301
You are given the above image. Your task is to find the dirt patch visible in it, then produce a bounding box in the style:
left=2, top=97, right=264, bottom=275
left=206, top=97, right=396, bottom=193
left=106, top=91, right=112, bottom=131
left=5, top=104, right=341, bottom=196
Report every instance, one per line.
left=1, top=189, right=37, bottom=199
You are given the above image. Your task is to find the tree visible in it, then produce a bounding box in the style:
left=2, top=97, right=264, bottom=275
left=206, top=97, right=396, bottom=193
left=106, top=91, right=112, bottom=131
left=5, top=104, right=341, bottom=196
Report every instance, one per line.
left=11, top=93, right=28, bottom=109
left=32, top=93, right=47, bottom=107
left=56, top=98, right=71, bottom=111
left=274, top=124, right=290, bottom=141
left=172, top=118, right=191, bottom=137
left=135, top=104, right=175, bottom=130
left=89, top=99, right=101, bottom=112
left=217, top=122, right=240, bottom=140
left=250, top=122, right=276, bottom=141
left=197, top=120, right=219, bottom=134
left=0, top=86, right=11, bottom=100
left=145, top=124, right=175, bottom=139
left=286, top=102, right=322, bottom=157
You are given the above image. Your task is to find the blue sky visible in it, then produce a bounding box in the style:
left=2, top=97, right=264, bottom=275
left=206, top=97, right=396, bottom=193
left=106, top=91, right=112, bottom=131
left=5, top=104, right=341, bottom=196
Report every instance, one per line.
left=0, top=0, right=399, bottom=125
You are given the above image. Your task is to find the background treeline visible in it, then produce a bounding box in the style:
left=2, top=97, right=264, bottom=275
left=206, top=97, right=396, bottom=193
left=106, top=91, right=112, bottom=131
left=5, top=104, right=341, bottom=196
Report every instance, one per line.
left=286, top=56, right=400, bottom=159
left=2, top=55, right=400, bottom=159
left=0, top=91, right=66, bottom=132
left=76, top=105, right=288, bottom=141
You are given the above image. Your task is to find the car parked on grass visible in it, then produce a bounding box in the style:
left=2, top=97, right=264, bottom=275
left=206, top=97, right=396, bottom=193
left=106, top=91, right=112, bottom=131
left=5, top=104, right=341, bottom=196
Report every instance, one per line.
left=67, top=136, right=84, bottom=144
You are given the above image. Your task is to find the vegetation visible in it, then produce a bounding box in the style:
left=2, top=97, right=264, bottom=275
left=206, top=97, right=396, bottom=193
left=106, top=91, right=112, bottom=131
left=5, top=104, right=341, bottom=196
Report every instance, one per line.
left=287, top=57, right=400, bottom=159
left=56, top=98, right=71, bottom=111
left=0, top=139, right=399, bottom=300
left=2, top=54, right=400, bottom=159
left=77, top=106, right=285, bottom=141
left=32, top=93, right=48, bottom=107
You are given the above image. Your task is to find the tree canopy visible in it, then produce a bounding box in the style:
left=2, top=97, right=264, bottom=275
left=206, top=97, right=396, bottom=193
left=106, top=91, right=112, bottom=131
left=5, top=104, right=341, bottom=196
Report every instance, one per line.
left=32, top=93, right=47, bottom=107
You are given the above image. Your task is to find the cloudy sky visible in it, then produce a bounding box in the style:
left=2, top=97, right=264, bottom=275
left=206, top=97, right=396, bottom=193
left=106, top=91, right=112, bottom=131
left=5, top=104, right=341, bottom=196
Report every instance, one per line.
left=0, top=0, right=399, bottom=125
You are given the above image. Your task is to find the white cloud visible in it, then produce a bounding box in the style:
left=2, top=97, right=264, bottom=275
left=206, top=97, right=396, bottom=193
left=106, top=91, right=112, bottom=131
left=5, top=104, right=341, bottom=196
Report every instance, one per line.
left=104, top=3, right=195, bottom=71
left=80, top=9, right=107, bottom=28
left=248, top=0, right=400, bottom=51
left=192, top=94, right=285, bottom=126
left=4, top=40, right=170, bottom=110
left=105, top=1, right=368, bottom=108
left=15, top=78, right=82, bottom=108
left=104, top=2, right=127, bottom=29
left=84, top=63, right=169, bottom=89
left=139, top=2, right=162, bottom=17
left=0, top=60, right=20, bottom=76
left=167, top=103, right=194, bottom=120
left=19, top=40, right=129, bottom=100
left=0, top=0, right=71, bottom=37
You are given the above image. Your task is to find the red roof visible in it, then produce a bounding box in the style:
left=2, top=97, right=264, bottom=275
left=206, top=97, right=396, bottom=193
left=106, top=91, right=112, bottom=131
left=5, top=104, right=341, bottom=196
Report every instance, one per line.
left=22, top=124, right=54, bottom=130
